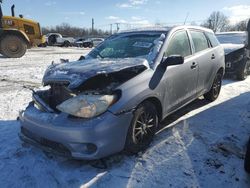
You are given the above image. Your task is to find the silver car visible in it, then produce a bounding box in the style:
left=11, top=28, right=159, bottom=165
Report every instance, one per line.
left=19, top=26, right=225, bottom=160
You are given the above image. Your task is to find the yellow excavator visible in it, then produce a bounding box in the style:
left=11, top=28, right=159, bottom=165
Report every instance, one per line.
left=0, top=1, right=45, bottom=58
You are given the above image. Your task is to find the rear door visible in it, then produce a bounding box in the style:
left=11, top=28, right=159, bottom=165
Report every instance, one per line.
left=163, top=29, right=198, bottom=113
left=188, top=30, right=215, bottom=94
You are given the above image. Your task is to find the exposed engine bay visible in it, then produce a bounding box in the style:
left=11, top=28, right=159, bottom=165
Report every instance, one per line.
left=33, top=63, right=147, bottom=117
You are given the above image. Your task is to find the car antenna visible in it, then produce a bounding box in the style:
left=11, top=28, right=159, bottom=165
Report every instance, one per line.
left=184, top=12, right=189, bottom=25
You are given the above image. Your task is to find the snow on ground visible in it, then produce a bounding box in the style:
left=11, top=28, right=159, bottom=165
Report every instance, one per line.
left=0, top=47, right=250, bottom=188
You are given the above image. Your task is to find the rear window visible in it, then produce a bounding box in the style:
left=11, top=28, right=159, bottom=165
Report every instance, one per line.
left=206, top=32, right=220, bottom=47
left=190, top=30, right=209, bottom=53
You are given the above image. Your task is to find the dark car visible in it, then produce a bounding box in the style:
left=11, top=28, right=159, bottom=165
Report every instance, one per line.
left=216, top=32, right=250, bottom=80
left=245, top=137, right=250, bottom=173
left=19, top=26, right=225, bottom=160
left=75, top=38, right=104, bottom=48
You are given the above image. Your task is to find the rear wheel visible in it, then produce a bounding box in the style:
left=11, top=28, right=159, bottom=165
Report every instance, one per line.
left=244, top=137, right=250, bottom=173
left=125, top=101, right=158, bottom=154
left=63, top=41, right=70, bottom=47
left=204, top=71, right=222, bottom=102
left=0, top=35, right=27, bottom=58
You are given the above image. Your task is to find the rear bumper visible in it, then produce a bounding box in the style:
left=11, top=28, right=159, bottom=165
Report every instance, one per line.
left=19, top=103, right=133, bottom=160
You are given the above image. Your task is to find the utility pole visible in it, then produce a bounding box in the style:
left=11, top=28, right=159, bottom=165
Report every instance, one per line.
left=92, top=18, right=94, bottom=34
left=110, top=24, right=112, bottom=35
left=115, top=23, right=120, bottom=32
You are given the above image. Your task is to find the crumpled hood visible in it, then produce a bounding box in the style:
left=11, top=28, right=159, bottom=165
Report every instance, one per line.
left=43, top=58, right=149, bottom=89
left=221, top=43, right=245, bottom=55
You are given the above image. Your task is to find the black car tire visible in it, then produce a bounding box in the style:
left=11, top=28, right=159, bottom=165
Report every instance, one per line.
left=125, top=101, right=158, bottom=154
left=204, top=71, right=223, bottom=102
left=244, top=137, right=250, bottom=173
left=236, top=61, right=249, bottom=81
left=63, top=41, right=71, bottom=47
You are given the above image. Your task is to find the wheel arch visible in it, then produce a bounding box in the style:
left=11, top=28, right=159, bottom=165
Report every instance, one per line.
left=217, top=67, right=224, bottom=75
left=1, top=29, right=30, bottom=46
left=141, top=97, right=163, bottom=121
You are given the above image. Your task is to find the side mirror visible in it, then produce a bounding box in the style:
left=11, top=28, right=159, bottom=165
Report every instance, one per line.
left=247, top=19, right=250, bottom=50
left=161, top=55, right=184, bottom=68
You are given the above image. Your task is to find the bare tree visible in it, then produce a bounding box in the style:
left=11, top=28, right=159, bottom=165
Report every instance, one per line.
left=201, top=11, right=229, bottom=32
left=229, top=20, right=248, bottom=31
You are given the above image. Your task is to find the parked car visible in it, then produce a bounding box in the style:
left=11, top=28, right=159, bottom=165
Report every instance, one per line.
left=216, top=32, right=250, bottom=80
left=91, top=38, right=104, bottom=46
left=46, top=33, right=75, bottom=47
left=19, top=26, right=225, bottom=160
left=74, top=38, right=86, bottom=47
left=76, top=38, right=104, bottom=48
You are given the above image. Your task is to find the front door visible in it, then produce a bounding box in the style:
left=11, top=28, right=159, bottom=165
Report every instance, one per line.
left=162, top=30, right=198, bottom=114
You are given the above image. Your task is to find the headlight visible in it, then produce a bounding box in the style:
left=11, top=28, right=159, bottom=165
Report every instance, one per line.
left=56, top=94, right=117, bottom=118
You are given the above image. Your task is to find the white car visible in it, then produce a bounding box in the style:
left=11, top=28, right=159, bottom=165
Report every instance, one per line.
left=46, top=33, right=75, bottom=47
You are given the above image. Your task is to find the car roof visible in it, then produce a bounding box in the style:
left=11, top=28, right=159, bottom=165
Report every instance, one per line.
left=216, top=31, right=247, bottom=35
left=119, top=25, right=214, bottom=34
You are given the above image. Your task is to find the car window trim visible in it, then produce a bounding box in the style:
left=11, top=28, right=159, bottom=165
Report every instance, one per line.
left=188, top=29, right=211, bottom=54
left=165, top=29, right=193, bottom=59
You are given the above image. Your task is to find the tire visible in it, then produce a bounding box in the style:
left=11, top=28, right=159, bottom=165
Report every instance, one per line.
left=244, top=137, right=250, bottom=173
left=89, top=43, right=93, bottom=48
left=63, top=41, right=70, bottom=47
left=0, top=35, right=27, bottom=58
left=236, top=61, right=248, bottom=81
left=125, top=101, right=158, bottom=154
left=204, top=71, right=223, bottom=102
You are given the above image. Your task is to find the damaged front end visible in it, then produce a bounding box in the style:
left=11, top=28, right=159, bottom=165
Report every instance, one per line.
left=32, top=58, right=148, bottom=118
left=19, top=58, right=149, bottom=159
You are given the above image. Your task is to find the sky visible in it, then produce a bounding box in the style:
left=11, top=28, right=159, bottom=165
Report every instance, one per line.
left=1, top=0, right=250, bottom=31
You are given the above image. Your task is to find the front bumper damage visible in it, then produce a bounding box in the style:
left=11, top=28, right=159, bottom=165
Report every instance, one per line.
left=19, top=102, right=133, bottom=160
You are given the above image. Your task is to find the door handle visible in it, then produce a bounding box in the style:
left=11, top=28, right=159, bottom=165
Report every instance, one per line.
left=191, top=62, right=198, bottom=69
left=211, top=54, right=216, bottom=59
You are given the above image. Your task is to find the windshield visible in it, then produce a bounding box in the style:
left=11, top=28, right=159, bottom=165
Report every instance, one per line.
left=87, top=32, right=166, bottom=62
left=216, top=33, right=247, bottom=44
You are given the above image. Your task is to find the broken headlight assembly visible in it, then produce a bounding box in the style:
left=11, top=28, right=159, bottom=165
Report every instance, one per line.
left=56, top=92, right=119, bottom=118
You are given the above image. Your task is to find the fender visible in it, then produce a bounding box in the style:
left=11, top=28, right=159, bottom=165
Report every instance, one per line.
left=1, top=28, right=30, bottom=44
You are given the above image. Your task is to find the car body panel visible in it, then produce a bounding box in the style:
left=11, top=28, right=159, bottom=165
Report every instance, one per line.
left=43, top=58, right=149, bottom=89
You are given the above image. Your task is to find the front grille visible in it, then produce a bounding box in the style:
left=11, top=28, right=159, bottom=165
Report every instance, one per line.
left=21, top=127, right=71, bottom=156
left=40, top=138, right=71, bottom=155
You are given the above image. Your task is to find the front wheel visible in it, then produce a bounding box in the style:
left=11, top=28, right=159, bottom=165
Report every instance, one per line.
left=0, top=35, right=27, bottom=58
left=125, top=101, right=158, bottom=154
left=204, top=72, right=223, bottom=102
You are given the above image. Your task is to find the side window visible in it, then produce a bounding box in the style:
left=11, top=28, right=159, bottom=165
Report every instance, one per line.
left=190, top=30, right=209, bottom=53
left=23, top=24, right=35, bottom=35
left=206, top=32, right=220, bottom=47
left=166, top=30, right=192, bottom=58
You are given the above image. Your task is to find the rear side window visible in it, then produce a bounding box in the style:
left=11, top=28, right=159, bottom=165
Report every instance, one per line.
left=166, top=30, right=192, bottom=58
left=206, top=32, right=220, bottom=47
left=190, top=30, right=209, bottom=53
